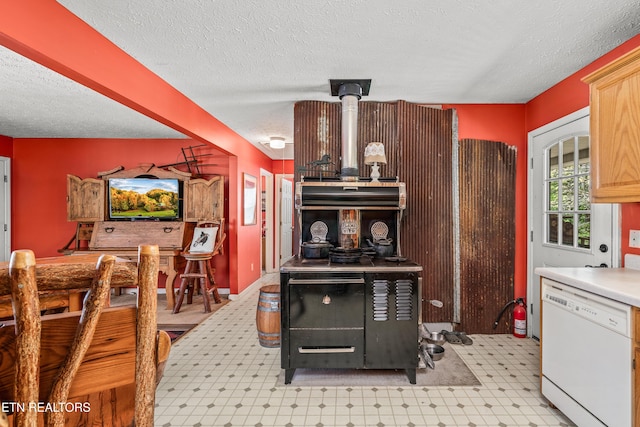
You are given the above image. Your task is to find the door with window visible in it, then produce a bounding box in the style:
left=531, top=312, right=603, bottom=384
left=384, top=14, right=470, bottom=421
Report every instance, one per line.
left=529, top=109, right=618, bottom=339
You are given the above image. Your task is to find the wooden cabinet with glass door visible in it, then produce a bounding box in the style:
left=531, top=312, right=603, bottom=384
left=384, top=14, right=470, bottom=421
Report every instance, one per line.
left=583, top=45, right=640, bottom=202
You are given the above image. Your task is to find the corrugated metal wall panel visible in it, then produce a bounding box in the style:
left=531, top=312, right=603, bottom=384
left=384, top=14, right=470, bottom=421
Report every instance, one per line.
left=458, top=139, right=516, bottom=334
left=294, top=101, right=456, bottom=323
left=294, top=101, right=402, bottom=179
left=293, top=101, right=341, bottom=183
left=398, top=104, right=455, bottom=323
left=358, top=102, right=399, bottom=178
left=294, top=102, right=524, bottom=331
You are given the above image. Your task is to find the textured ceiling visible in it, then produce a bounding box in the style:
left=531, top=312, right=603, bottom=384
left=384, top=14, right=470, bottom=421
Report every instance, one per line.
left=1, top=0, right=639, bottom=160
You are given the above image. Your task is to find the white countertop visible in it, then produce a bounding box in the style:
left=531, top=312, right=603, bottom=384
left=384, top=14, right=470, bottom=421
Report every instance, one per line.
left=535, top=266, right=640, bottom=307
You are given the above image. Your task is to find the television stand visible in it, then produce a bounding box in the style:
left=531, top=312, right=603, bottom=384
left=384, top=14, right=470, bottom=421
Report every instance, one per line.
left=67, top=164, right=225, bottom=310
left=75, top=220, right=194, bottom=310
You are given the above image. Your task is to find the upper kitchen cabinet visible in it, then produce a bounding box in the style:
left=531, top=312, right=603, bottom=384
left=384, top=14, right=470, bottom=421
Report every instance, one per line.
left=583, top=46, right=640, bottom=202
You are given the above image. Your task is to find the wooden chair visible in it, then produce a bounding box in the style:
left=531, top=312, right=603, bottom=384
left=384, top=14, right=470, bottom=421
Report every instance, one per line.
left=173, top=219, right=226, bottom=314
left=0, top=245, right=169, bottom=427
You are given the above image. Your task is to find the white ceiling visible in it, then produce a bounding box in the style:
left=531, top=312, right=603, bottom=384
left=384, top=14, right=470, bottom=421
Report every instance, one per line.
left=1, top=1, right=639, bottom=160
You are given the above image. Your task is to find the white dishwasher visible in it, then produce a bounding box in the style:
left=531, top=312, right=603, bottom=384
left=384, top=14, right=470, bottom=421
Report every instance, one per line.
left=541, top=278, right=632, bottom=427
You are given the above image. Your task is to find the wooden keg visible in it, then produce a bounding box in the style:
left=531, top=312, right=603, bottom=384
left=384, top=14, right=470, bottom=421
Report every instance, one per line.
left=256, top=284, right=280, bottom=348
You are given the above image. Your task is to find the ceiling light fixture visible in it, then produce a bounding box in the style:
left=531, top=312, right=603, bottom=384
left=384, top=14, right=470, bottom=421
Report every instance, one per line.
left=269, top=136, right=286, bottom=149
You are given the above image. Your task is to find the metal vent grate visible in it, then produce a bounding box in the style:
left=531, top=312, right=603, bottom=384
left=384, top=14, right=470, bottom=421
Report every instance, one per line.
left=372, top=280, right=390, bottom=321
left=395, top=280, right=413, bottom=321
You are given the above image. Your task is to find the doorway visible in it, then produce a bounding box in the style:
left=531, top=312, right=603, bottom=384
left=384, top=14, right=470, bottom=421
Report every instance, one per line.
left=0, top=157, right=9, bottom=262
left=528, top=107, right=619, bottom=339
left=260, top=169, right=274, bottom=273
left=276, top=174, right=294, bottom=266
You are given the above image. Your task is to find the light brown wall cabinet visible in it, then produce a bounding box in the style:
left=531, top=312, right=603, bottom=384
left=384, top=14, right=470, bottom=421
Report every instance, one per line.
left=67, top=175, right=105, bottom=222
left=184, top=176, right=224, bottom=221
left=583, top=46, right=640, bottom=202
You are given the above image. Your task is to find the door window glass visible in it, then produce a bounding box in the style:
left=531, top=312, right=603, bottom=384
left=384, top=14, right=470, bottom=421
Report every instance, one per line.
left=545, top=135, right=591, bottom=249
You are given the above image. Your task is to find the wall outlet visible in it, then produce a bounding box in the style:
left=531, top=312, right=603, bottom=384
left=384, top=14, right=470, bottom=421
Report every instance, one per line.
left=251, top=263, right=254, bottom=271
left=630, top=230, right=640, bottom=248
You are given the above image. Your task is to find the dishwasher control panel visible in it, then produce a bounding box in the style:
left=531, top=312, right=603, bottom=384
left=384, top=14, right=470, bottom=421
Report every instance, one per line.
left=542, top=278, right=630, bottom=336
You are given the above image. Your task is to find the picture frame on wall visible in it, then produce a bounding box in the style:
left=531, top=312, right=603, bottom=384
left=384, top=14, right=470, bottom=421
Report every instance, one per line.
left=243, top=173, right=258, bottom=225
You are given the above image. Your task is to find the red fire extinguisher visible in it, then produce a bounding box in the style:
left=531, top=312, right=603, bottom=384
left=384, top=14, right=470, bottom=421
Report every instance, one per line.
left=512, top=298, right=527, bottom=338
left=493, top=297, right=527, bottom=338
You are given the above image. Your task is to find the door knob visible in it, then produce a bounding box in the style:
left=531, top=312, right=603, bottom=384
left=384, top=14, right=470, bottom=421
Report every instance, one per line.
left=599, top=244, right=608, bottom=253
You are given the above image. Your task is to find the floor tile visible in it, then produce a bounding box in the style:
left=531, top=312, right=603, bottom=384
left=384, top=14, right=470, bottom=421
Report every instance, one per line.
left=155, top=273, right=576, bottom=427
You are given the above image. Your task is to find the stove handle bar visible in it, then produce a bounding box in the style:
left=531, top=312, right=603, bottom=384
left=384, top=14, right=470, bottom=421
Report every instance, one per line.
left=297, top=347, right=356, bottom=354
left=288, top=278, right=365, bottom=285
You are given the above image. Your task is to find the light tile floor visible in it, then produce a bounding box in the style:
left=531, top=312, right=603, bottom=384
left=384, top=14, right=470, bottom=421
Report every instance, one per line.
left=155, top=274, right=575, bottom=427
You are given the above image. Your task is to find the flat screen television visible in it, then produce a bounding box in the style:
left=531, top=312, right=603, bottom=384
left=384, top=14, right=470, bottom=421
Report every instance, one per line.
left=108, top=178, right=181, bottom=220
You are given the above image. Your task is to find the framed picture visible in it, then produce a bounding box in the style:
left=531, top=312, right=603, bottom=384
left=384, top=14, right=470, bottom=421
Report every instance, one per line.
left=189, top=226, right=218, bottom=253
left=243, top=173, right=258, bottom=225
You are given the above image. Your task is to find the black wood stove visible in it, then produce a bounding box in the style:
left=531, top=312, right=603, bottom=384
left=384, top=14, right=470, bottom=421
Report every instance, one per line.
left=280, top=80, right=423, bottom=384
left=280, top=259, right=422, bottom=384
left=280, top=180, right=422, bottom=384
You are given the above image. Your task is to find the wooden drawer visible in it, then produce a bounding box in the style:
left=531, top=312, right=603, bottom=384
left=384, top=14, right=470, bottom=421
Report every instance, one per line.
left=90, top=221, right=189, bottom=250
left=114, top=253, right=171, bottom=268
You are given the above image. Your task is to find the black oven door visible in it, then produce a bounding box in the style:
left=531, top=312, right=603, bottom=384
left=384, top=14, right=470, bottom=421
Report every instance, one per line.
left=286, top=275, right=365, bottom=369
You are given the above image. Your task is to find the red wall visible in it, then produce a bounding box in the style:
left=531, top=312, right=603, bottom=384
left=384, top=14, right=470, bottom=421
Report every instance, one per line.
left=9, top=137, right=276, bottom=295
left=10, top=138, right=237, bottom=289
left=439, top=34, right=640, bottom=297
left=525, top=34, right=640, bottom=263
left=234, top=153, right=276, bottom=291
left=272, top=159, right=295, bottom=175
left=3, top=1, right=640, bottom=298
left=2, top=0, right=277, bottom=295
left=0, top=135, right=13, bottom=157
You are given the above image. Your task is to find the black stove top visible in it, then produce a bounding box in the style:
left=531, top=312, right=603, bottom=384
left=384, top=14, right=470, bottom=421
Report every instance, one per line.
left=300, top=255, right=374, bottom=267
left=287, top=255, right=422, bottom=273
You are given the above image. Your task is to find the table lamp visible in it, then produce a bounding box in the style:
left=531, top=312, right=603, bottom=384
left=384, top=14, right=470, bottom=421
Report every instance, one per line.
left=364, top=142, right=387, bottom=182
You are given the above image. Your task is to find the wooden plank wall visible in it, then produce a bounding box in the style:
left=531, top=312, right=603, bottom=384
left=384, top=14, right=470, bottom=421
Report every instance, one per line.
left=458, top=139, right=517, bottom=334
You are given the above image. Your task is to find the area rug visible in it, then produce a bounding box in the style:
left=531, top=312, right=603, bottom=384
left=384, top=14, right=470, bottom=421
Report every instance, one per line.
left=276, top=343, right=481, bottom=387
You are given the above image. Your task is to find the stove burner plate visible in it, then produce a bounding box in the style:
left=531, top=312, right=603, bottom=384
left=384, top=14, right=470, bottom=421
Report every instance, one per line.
left=331, top=247, right=362, bottom=254
left=329, top=253, right=362, bottom=263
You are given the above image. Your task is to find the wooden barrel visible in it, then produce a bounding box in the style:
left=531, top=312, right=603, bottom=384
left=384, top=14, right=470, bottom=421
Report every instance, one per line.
left=256, top=284, right=280, bottom=348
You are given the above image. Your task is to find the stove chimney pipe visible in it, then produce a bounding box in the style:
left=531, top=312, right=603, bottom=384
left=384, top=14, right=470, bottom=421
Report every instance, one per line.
left=330, top=79, right=371, bottom=181
left=338, top=83, right=361, bottom=179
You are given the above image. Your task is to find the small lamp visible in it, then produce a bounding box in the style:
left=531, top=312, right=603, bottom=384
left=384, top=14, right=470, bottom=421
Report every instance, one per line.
left=364, top=142, right=387, bottom=182
left=269, top=136, right=286, bottom=149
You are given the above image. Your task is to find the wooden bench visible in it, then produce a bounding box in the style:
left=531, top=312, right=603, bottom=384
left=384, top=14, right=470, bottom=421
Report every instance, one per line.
left=0, top=245, right=169, bottom=427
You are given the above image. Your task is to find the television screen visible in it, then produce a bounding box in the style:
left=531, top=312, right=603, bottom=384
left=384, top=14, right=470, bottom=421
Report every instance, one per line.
left=108, top=178, right=180, bottom=220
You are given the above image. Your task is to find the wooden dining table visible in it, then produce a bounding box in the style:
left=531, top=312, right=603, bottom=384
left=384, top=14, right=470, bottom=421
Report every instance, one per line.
left=0, top=253, right=138, bottom=319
